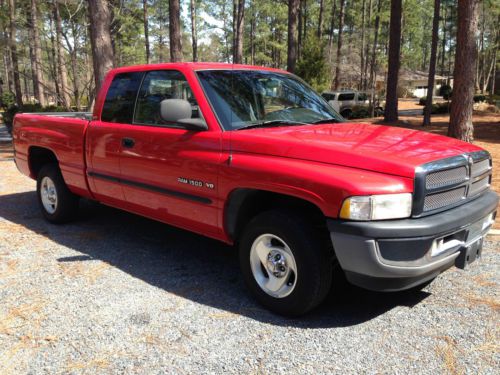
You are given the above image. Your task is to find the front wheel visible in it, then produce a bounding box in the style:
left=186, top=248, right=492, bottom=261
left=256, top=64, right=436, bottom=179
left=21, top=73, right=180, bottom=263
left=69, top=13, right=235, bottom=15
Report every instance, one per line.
left=37, top=164, right=79, bottom=223
left=340, top=109, right=352, bottom=119
left=239, top=210, right=333, bottom=316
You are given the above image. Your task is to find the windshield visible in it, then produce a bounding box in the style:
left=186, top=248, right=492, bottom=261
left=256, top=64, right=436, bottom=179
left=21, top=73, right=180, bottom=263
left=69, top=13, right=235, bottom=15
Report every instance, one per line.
left=196, top=70, right=343, bottom=131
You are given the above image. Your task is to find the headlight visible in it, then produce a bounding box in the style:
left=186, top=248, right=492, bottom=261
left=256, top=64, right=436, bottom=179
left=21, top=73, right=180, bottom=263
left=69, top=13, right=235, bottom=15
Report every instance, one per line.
left=339, top=193, right=412, bottom=220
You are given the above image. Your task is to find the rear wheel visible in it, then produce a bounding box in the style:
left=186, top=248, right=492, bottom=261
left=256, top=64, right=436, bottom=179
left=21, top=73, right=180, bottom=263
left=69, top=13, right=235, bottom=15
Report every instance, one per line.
left=37, top=164, right=79, bottom=223
left=239, top=210, right=333, bottom=316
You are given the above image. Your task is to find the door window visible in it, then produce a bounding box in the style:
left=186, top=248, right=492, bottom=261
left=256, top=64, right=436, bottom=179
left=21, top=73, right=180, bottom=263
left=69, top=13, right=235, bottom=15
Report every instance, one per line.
left=134, top=70, right=200, bottom=126
left=101, top=72, right=144, bottom=123
left=337, top=93, right=355, bottom=101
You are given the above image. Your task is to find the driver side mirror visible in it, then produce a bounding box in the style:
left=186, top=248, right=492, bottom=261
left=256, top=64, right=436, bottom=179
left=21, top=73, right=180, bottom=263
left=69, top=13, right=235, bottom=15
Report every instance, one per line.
left=160, top=98, right=208, bottom=131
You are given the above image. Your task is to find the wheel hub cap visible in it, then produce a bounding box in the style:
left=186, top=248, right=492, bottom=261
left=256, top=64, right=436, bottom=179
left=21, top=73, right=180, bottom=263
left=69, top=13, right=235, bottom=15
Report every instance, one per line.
left=40, top=176, right=58, bottom=214
left=266, top=250, right=288, bottom=278
left=249, top=233, right=298, bottom=298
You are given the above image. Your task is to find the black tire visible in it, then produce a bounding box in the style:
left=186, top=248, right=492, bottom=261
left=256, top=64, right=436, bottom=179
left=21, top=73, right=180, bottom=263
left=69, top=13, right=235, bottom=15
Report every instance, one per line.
left=340, top=109, right=352, bottom=119
left=239, top=210, right=333, bottom=316
left=36, top=163, right=79, bottom=223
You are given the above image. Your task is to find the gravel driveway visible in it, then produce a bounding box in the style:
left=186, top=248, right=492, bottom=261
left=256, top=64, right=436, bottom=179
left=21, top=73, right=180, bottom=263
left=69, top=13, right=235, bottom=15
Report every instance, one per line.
left=0, top=155, right=499, bottom=374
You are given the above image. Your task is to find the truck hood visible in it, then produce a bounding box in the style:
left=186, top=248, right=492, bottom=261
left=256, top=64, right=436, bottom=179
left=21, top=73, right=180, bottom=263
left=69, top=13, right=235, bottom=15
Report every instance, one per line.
left=229, top=122, right=482, bottom=178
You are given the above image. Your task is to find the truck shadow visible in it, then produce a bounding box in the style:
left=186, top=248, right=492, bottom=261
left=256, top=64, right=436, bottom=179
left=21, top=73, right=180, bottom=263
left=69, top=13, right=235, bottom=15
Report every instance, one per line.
left=0, top=191, right=430, bottom=328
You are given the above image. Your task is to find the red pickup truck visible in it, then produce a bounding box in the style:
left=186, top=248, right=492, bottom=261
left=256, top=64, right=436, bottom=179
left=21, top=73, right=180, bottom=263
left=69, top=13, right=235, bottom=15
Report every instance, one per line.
left=13, top=63, right=498, bottom=316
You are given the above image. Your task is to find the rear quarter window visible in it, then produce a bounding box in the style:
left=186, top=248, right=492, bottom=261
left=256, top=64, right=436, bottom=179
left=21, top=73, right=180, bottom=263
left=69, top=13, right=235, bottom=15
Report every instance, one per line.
left=101, top=72, right=143, bottom=123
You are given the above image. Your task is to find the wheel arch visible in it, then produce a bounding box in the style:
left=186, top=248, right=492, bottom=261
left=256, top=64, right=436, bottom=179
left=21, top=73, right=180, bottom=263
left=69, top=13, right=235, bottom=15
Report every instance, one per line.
left=28, top=146, right=59, bottom=179
left=224, top=188, right=328, bottom=243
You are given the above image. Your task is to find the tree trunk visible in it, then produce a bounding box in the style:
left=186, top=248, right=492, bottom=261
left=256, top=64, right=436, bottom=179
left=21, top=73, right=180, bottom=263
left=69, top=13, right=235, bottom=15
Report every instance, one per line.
left=143, top=0, right=151, bottom=64
left=490, top=20, right=499, bottom=96
left=234, top=0, right=245, bottom=64
left=70, top=22, right=80, bottom=110
left=440, top=2, right=446, bottom=77
left=369, top=0, right=381, bottom=117
left=363, top=0, right=372, bottom=90
left=384, top=0, right=402, bottom=122
left=303, top=0, right=308, bottom=40
left=333, top=0, right=345, bottom=90
left=297, top=0, right=303, bottom=58
left=250, top=8, right=256, bottom=64
left=327, top=0, right=337, bottom=62
left=448, top=0, right=480, bottom=142
left=169, top=0, right=183, bottom=62
left=48, top=13, right=60, bottom=104
left=27, top=0, right=45, bottom=105
left=360, top=0, right=366, bottom=90
left=317, top=0, right=324, bottom=38
left=190, top=0, right=197, bottom=62
left=8, top=0, right=22, bottom=106
left=54, top=1, right=71, bottom=108
left=88, top=0, right=114, bottom=95
left=3, top=53, right=13, bottom=93
left=423, top=0, right=441, bottom=126
left=287, top=0, right=300, bottom=73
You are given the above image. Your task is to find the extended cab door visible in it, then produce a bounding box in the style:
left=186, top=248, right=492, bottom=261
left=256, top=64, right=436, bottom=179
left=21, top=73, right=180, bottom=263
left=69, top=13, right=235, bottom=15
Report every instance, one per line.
left=86, top=71, right=144, bottom=205
left=118, top=70, right=222, bottom=237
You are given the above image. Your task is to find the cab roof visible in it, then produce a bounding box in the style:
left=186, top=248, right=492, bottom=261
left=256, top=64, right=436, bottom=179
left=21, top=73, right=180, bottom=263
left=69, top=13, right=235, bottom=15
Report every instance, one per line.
left=110, top=62, right=289, bottom=75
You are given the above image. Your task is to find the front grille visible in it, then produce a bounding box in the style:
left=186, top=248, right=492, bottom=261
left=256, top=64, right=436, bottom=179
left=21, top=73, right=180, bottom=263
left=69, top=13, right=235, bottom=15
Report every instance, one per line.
left=471, top=159, right=490, bottom=177
left=414, top=151, right=492, bottom=216
left=424, top=187, right=466, bottom=211
left=426, top=166, right=467, bottom=189
left=469, top=176, right=490, bottom=197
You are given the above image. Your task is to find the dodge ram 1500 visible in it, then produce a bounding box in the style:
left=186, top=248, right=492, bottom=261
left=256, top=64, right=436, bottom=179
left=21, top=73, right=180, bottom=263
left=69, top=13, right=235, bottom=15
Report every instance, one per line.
left=13, top=63, right=498, bottom=316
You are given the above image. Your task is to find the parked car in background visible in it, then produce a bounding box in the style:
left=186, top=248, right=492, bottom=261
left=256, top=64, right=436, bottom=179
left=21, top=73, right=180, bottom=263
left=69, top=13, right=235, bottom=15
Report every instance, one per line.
left=321, top=90, right=369, bottom=118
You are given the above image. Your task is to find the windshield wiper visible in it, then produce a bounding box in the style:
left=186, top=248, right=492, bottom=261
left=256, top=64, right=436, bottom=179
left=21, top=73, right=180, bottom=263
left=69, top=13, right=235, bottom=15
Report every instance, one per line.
left=311, top=118, right=341, bottom=125
left=236, top=120, right=308, bottom=131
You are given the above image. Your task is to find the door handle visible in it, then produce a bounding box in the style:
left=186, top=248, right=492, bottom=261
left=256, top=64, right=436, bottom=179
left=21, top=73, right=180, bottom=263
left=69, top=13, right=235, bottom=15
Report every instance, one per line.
left=122, top=137, right=135, bottom=148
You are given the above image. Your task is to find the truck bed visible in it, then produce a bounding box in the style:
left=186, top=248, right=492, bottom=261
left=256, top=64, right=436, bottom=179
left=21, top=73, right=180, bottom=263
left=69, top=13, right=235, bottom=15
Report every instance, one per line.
left=13, top=113, right=91, bottom=198
left=21, top=112, right=92, bottom=120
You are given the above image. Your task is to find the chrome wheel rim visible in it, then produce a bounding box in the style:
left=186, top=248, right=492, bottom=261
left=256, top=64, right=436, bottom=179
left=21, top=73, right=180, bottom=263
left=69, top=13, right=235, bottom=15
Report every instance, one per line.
left=40, top=176, right=58, bottom=214
left=249, top=234, right=298, bottom=298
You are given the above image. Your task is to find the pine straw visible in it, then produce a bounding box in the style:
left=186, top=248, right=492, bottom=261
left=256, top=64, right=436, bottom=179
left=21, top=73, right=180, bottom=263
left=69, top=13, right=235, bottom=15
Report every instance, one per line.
left=435, top=336, right=463, bottom=375
left=464, top=295, right=500, bottom=312
left=0, top=299, right=54, bottom=374
left=65, top=358, right=111, bottom=373
left=58, top=261, right=110, bottom=284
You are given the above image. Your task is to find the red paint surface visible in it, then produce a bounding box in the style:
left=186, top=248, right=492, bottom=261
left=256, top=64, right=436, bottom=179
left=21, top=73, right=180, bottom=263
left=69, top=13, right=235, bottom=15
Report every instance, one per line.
left=13, top=62, right=485, bottom=243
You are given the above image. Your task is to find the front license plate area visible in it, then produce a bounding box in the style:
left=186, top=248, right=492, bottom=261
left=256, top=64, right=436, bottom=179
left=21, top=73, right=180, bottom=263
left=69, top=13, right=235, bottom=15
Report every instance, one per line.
left=455, top=237, right=483, bottom=269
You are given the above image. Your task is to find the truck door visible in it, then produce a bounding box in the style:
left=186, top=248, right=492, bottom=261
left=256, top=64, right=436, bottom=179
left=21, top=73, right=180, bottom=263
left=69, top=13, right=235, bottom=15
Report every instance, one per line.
left=86, top=72, right=144, bottom=205
left=118, top=70, right=222, bottom=237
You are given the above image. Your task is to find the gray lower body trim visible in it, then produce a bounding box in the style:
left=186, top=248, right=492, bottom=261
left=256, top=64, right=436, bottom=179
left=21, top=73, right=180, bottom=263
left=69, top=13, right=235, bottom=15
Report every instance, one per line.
left=327, top=191, right=498, bottom=292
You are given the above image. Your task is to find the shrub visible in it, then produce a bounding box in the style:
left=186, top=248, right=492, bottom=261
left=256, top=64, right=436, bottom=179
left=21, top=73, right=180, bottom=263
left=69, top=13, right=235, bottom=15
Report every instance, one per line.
left=3, top=104, right=68, bottom=133
left=418, top=97, right=427, bottom=106
left=349, top=105, right=377, bottom=119
left=430, top=102, right=450, bottom=114
left=0, top=92, right=16, bottom=109
left=473, top=94, right=486, bottom=103
left=439, top=84, right=452, bottom=100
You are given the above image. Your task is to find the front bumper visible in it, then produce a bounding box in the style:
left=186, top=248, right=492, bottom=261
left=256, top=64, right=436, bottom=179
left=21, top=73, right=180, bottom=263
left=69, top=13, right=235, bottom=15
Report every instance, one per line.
left=327, top=191, right=499, bottom=291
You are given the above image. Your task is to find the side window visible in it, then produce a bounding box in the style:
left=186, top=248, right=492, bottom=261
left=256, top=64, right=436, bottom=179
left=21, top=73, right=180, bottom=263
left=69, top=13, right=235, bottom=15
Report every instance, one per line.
left=101, top=72, right=143, bottom=123
left=134, top=70, right=199, bottom=126
left=322, top=93, right=335, bottom=101
left=338, top=93, right=355, bottom=101
left=357, top=93, right=368, bottom=101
